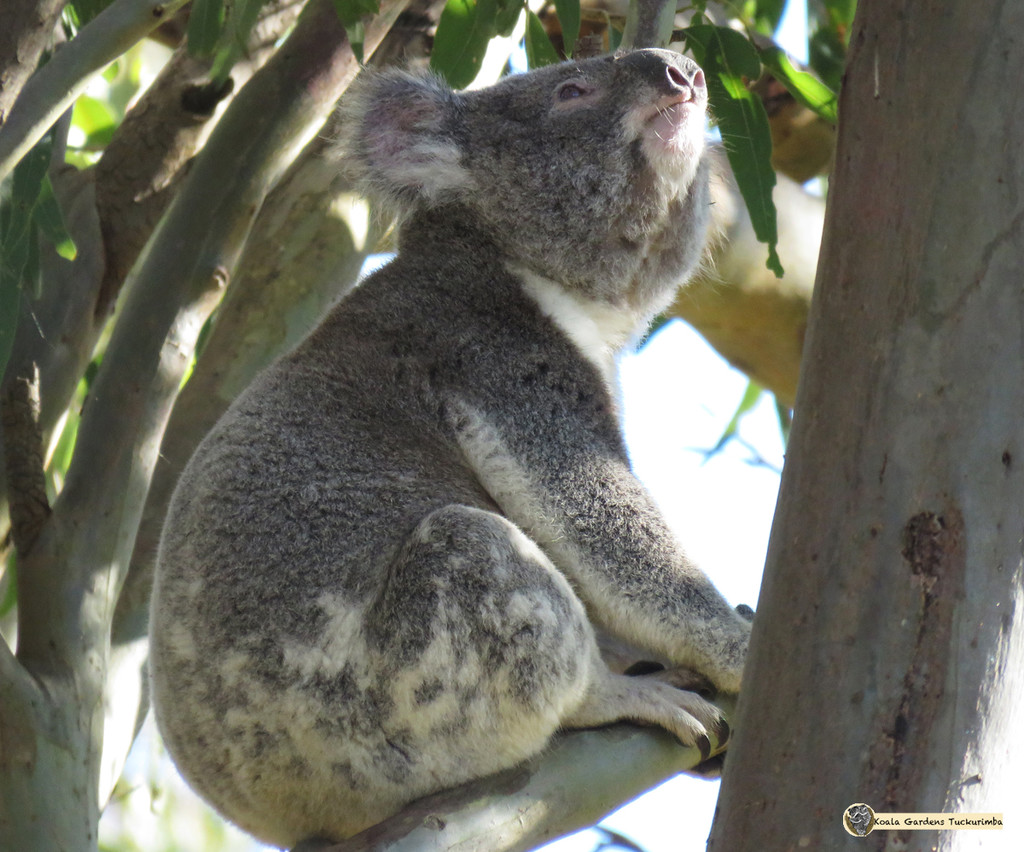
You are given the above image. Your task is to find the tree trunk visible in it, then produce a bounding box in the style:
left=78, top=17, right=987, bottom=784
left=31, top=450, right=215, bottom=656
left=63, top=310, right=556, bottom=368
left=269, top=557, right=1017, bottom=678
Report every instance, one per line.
left=711, top=1, right=1024, bottom=849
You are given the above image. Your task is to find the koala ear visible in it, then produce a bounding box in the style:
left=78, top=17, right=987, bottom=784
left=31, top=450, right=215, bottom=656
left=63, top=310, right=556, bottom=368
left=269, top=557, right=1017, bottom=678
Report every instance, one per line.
left=335, top=70, right=472, bottom=208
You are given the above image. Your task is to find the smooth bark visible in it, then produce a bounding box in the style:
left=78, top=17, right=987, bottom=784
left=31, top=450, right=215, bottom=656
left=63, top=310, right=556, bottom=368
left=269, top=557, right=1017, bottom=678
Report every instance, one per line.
left=712, top=1, right=1024, bottom=849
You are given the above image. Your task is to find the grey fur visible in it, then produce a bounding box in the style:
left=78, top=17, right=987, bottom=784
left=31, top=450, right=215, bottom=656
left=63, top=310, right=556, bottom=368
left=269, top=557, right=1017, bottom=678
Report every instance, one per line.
left=149, top=49, right=751, bottom=847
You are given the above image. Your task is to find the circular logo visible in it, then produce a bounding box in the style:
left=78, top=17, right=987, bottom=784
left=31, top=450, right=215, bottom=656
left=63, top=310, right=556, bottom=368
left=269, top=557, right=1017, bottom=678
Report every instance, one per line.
left=844, top=803, right=876, bottom=836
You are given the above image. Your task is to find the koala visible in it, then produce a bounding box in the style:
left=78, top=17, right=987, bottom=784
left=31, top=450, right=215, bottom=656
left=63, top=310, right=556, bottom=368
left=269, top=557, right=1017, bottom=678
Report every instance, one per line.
left=149, top=48, right=751, bottom=848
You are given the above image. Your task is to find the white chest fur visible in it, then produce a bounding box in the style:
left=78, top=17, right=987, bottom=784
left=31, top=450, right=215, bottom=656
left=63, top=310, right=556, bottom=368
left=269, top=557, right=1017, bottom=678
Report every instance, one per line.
left=515, top=267, right=649, bottom=393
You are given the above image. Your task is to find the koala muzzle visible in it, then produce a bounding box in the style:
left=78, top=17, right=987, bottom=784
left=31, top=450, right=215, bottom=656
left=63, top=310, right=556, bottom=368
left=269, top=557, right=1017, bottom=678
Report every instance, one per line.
left=617, top=49, right=708, bottom=105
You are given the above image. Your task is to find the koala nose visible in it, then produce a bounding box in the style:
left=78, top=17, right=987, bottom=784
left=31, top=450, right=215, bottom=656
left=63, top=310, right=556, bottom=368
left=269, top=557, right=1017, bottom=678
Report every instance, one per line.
left=666, top=64, right=706, bottom=102
left=618, top=49, right=707, bottom=102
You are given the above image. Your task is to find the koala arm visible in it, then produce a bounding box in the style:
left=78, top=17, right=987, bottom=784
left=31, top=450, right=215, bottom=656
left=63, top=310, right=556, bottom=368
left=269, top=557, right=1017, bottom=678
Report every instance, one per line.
left=450, top=397, right=749, bottom=694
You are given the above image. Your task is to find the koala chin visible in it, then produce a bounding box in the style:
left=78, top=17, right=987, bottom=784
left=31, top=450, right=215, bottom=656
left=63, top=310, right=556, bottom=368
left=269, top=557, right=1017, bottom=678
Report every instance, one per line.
left=149, top=48, right=751, bottom=847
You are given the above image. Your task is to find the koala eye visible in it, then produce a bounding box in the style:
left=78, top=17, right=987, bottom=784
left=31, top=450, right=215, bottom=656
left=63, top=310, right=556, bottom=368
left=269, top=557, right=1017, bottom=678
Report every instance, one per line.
left=554, top=80, right=594, bottom=104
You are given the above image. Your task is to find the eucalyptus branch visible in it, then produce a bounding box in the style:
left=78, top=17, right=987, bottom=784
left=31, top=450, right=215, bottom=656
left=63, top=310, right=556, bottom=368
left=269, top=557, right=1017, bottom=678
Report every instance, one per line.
left=0, top=0, right=191, bottom=181
left=621, top=0, right=677, bottom=49
left=298, top=718, right=731, bottom=852
left=94, top=0, right=306, bottom=314
left=0, top=0, right=65, bottom=128
left=1, top=366, right=49, bottom=554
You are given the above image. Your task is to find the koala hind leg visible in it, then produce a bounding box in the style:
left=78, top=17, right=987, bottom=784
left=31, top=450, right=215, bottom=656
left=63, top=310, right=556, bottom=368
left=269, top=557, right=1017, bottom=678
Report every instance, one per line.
left=361, top=504, right=599, bottom=789
left=370, top=504, right=725, bottom=781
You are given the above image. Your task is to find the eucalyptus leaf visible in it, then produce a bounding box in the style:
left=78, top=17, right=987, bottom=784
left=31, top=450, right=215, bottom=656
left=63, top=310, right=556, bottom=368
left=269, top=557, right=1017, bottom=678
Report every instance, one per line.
left=713, top=380, right=764, bottom=454
left=0, top=205, right=29, bottom=380
left=745, top=0, right=786, bottom=35
left=34, top=175, right=78, bottom=262
left=684, top=25, right=783, bottom=276
left=72, top=95, right=118, bottom=149
left=333, top=0, right=381, bottom=24
left=524, top=9, right=561, bottom=69
left=759, top=46, right=837, bottom=123
left=333, top=0, right=380, bottom=62
left=0, top=555, right=17, bottom=618
left=0, top=263, right=22, bottom=382
left=553, top=0, right=581, bottom=57
left=2, top=136, right=49, bottom=298
left=431, top=0, right=499, bottom=89
left=187, top=0, right=226, bottom=58
left=209, top=0, right=277, bottom=82
left=494, top=0, right=523, bottom=37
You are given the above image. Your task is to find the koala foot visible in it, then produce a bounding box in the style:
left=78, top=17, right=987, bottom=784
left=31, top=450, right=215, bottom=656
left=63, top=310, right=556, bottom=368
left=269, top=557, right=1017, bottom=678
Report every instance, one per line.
left=564, top=667, right=728, bottom=759
left=623, top=660, right=717, bottom=700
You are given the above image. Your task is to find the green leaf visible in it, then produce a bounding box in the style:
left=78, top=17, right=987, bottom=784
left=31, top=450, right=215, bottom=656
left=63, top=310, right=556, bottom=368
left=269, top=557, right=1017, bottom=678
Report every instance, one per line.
left=71, top=95, right=117, bottom=149
left=494, top=0, right=523, bottom=37
left=0, top=197, right=30, bottom=381
left=0, top=555, right=17, bottom=619
left=1, top=133, right=59, bottom=372
left=741, top=0, right=786, bottom=36
left=233, top=0, right=270, bottom=44
left=684, top=25, right=783, bottom=277
left=1, top=135, right=50, bottom=300
left=211, top=0, right=274, bottom=78
left=775, top=398, right=792, bottom=445
left=431, top=0, right=499, bottom=89
left=608, top=22, right=623, bottom=51
left=808, top=0, right=853, bottom=91
left=553, top=0, right=580, bottom=57
left=758, top=46, right=837, bottom=123
left=332, top=0, right=380, bottom=62
left=34, top=175, right=77, bottom=262
left=824, top=0, right=856, bottom=28
left=524, top=9, right=560, bottom=69
left=333, top=0, right=380, bottom=25
left=712, top=380, right=764, bottom=453
left=188, top=0, right=226, bottom=58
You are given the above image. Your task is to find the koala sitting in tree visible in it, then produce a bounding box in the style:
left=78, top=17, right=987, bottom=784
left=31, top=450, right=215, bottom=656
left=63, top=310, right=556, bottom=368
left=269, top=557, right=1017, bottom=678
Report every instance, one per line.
left=149, top=48, right=751, bottom=847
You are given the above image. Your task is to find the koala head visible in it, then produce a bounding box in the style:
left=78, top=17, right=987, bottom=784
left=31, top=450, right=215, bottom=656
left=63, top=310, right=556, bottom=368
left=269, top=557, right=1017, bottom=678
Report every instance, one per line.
left=337, top=49, right=710, bottom=307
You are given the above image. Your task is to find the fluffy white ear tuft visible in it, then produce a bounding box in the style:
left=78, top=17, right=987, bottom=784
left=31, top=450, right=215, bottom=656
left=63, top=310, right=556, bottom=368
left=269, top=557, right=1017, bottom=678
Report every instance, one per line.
left=334, top=70, right=473, bottom=208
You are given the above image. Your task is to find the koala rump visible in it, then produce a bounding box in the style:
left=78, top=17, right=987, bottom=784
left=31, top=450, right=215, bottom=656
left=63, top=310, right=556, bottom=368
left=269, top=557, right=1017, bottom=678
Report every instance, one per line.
left=149, top=49, right=750, bottom=847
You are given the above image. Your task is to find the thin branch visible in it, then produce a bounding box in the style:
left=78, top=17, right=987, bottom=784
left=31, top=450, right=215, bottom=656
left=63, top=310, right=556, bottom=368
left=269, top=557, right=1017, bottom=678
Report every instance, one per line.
left=0, top=0, right=191, bottom=181
left=621, top=0, right=677, bottom=49
left=296, top=718, right=731, bottom=852
left=94, top=0, right=306, bottom=315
